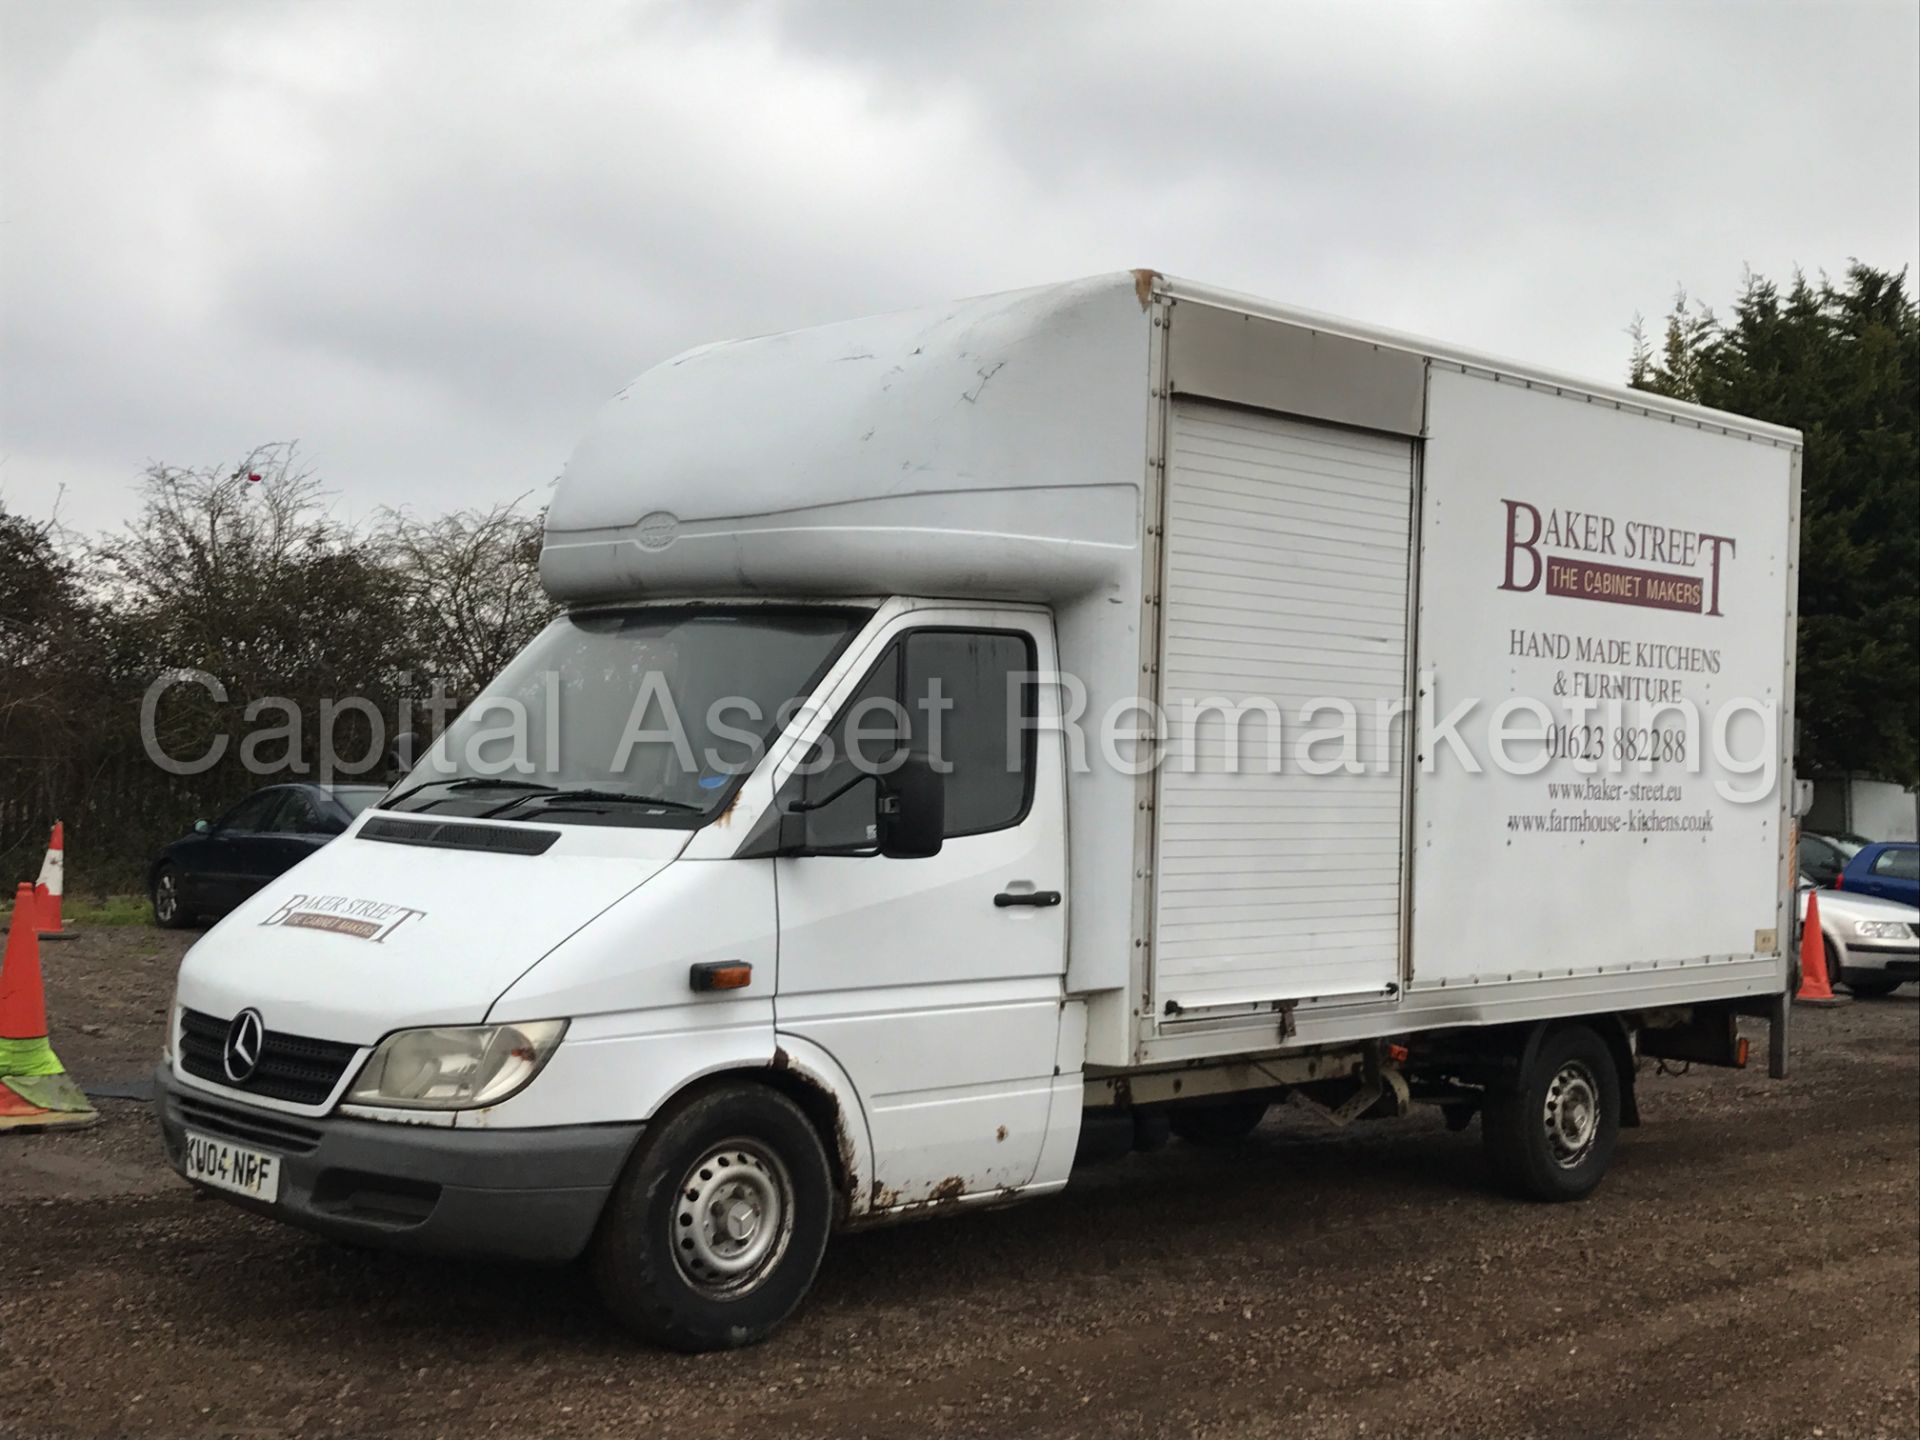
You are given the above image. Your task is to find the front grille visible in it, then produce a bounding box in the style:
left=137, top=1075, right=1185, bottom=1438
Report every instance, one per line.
left=173, top=1090, right=326, bottom=1154
left=178, top=1008, right=361, bottom=1107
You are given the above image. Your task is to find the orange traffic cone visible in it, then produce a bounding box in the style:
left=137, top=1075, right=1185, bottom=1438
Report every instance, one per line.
left=0, top=882, right=97, bottom=1131
left=34, top=821, right=77, bottom=942
left=1796, top=889, right=1848, bottom=1007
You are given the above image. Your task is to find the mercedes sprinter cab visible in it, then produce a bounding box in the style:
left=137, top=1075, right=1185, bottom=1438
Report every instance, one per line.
left=159, top=272, right=1801, bottom=1351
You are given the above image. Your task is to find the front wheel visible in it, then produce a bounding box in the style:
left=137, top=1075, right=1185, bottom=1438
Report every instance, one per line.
left=591, top=1083, right=833, bottom=1352
left=151, top=866, right=190, bottom=929
left=1481, top=1024, right=1620, bottom=1202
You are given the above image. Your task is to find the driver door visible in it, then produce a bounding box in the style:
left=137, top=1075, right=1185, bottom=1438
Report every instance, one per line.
left=773, top=608, right=1068, bottom=1208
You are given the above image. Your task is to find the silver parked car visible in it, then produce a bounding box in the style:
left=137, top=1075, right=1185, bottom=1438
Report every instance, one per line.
left=1799, top=878, right=1920, bottom=998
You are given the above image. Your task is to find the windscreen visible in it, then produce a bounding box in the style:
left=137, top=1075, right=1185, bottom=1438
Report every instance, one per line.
left=382, top=606, right=866, bottom=827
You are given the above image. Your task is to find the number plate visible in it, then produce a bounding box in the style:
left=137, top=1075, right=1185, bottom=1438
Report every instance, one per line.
left=182, top=1130, right=282, bottom=1203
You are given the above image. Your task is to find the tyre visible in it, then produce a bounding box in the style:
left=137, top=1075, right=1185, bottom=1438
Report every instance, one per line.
left=151, top=866, right=190, bottom=929
left=1168, top=1097, right=1269, bottom=1145
left=1481, top=1024, right=1620, bottom=1202
left=591, top=1083, right=833, bottom=1352
left=1844, top=975, right=1900, bottom=999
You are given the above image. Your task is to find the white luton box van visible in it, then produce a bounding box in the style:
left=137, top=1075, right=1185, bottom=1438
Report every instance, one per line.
left=159, top=271, right=1803, bottom=1350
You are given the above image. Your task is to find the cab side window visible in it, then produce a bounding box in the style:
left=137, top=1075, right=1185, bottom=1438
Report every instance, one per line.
left=804, top=647, right=904, bottom=851
left=797, top=628, right=1035, bottom=851
left=906, top=630, right=1033, bottom=837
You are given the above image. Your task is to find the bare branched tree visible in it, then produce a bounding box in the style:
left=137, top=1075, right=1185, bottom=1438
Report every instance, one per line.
left=376, top=499, right=556, bottom=702
left=95, top=442, right=323, bottom=611
left=4, top=445, right=557, bottom=889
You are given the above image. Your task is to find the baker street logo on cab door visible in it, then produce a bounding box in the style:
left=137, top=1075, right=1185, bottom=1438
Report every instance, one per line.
left=260, top=893, right=427, bottom=943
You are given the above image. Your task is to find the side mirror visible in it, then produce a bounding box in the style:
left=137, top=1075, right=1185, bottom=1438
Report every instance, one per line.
left=193, top=819, right=211, bottom=834
left=876, top=754, right=944, bottom=859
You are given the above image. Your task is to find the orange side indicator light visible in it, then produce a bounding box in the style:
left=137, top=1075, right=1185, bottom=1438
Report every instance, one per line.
left=690, top=961, right=753, bottom=993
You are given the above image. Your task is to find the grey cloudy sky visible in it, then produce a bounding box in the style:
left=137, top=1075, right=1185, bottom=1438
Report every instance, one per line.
left=3, top=0, right=1916, bottom=534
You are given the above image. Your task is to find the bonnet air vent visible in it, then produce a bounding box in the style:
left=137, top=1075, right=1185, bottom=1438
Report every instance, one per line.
left=358, top=815, right=561, bottom=856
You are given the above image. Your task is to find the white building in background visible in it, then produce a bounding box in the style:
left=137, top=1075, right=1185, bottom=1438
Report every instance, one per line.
left=1807, top=775, right=1920, bottom=842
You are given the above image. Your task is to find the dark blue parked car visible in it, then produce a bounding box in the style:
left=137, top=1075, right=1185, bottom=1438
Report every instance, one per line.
left=1838, top=841, right=1920, bottom=909
left=150, top=783, right=385, bottom=928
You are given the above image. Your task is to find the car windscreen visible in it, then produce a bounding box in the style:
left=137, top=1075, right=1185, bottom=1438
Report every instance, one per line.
left=380, top=606, right=867, bottom=828
left=332, top=788, right=385, bottom=818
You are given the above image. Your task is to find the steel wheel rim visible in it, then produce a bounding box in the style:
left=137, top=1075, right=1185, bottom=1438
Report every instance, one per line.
left=1543, top=1061, right=1600, bottom=1169
left=670, top=1138, right=794, bottom=1298
left=155, top=874, right=177, bottom=923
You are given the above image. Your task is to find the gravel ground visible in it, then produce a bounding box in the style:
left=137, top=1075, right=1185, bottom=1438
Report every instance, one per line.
left=2, top=925, right=1915, bottom=1439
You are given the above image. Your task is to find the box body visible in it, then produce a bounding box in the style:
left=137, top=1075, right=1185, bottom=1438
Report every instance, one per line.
left=540, top=271, right=1801, bottom=1069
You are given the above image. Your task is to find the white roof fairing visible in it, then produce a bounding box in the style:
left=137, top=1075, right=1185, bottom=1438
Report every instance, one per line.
left=540, top=273, right=1155, bottom=607
left=543, top=267, right=1801, bottom=611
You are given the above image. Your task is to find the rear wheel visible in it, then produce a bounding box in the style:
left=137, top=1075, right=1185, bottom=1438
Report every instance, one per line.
left=1482, top=1024, right=1620, bottom=1201
left=1168, top=1097, right=1270, bottom=1145
left=151, top=866, right=190, bottom=929
left=592, top=1083, right=833, bottom=1352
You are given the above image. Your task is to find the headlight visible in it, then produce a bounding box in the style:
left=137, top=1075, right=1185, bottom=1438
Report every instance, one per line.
left=346, top=1020, right=567, bottom=1110
left=1853, top=920, right=1913, bottom=941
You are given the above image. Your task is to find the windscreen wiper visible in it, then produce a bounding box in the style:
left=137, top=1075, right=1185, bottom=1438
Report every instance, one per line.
left=482, top=788, right=706, bottom=817
left=383, top=776, right=556, bottom=809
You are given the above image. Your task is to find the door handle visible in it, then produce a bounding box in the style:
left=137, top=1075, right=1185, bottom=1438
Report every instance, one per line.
left=994, top=890, right=1062, bottom=908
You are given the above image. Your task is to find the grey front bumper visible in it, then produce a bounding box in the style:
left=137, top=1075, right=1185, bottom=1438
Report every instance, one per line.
left=155, top=1065, right=642, bottom=1263
left=1836, top=943, right=1920, bottom=982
